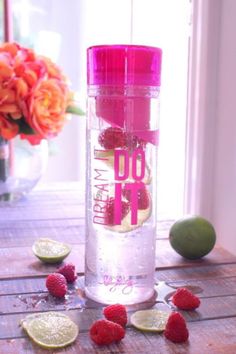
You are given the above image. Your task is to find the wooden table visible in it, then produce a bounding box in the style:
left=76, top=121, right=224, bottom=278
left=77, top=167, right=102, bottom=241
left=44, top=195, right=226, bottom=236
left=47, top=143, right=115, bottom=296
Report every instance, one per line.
left=1, top=183, right=236, bottom=353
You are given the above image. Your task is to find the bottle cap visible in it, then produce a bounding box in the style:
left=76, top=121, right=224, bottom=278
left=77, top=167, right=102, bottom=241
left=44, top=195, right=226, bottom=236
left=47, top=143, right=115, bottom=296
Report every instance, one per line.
left=87, top=45, right=162, bottom=86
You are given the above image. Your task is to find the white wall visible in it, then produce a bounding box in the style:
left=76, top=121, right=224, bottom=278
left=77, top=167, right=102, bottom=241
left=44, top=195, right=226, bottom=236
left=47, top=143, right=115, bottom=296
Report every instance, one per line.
left=211, top=0, right=236, bottom=254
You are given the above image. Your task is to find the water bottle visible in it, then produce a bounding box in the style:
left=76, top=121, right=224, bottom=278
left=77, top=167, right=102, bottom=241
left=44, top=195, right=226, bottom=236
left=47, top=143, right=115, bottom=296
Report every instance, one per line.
left=85, top=45, right=162, bottom=304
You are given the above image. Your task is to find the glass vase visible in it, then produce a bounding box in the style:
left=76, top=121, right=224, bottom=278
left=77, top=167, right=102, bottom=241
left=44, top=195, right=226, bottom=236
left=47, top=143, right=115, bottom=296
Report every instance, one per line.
left=0, top=136, right=48, bottom=203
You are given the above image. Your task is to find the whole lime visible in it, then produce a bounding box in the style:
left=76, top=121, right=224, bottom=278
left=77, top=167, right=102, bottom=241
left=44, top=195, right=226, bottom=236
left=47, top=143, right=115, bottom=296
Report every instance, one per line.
left=169, top=215, right=216, bottom=259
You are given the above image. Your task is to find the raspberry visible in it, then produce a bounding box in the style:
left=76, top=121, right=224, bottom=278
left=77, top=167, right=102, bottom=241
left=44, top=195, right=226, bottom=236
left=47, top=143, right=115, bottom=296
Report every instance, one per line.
left=127, top=133, right=146, bottom=150
left=57, top=263, right=77, bottom=283
left=172, top=288, right=201, bottom=310
left=98, top=127, right=147, bottom=151
left=123, top=185, right=150, bottom=210
left=105, top=197, right=130, bottom=225
left=103, top=304, right=127, bottom=327
left=46, top=273, right=67, bottom=298
left=98, top=127, right=127, bottom=149
left=164, top=312, right=189, bottom=343
left=89, top=319, right=125, bottom=345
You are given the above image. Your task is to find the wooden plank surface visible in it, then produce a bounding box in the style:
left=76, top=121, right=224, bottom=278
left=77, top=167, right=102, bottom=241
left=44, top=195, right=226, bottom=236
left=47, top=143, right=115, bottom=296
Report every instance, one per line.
left=0, top=240, right=234, bottom=279
left=0, top=221, right=85, bottom=248
left=1, top=264, right=236, bottom=296
left=1, top=317, right=236, bottom=354
left=0, top=218, right=171, bottom=248
left=0, top=183, right=236, bottom=353
left=157, top=263, right=236, bottom=282
left=1, top=280, right=236, bottom=332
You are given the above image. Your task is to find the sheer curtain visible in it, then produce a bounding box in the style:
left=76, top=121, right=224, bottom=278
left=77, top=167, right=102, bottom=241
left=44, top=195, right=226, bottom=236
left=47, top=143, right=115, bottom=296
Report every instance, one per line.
left=185, top=0, right=236, bottom=255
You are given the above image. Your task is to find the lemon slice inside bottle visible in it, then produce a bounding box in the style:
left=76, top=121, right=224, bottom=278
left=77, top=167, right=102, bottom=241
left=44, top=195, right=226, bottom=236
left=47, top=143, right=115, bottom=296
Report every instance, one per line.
left=106, top=206, right=151, bottom=233
left=130, top=309, right=170, bottom=332
left=21, top=312, right=78, bottom=349
left=32, top=238, right=71, bottom=263
left=95, top=150, right=152, bottom=184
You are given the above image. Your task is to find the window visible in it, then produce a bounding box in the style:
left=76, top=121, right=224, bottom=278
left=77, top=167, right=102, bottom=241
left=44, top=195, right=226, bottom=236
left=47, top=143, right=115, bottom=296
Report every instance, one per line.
left=79, top=0, right=190, bottom=219
left=8, top=0, right=190, bottom=219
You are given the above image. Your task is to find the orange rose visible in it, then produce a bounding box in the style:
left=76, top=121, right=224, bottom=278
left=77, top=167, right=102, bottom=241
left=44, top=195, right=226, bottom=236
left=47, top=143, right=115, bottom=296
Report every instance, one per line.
left=39, top=56, right=67, bottom=81
left=0, top=42, right=75, bottom=144
left=14, top=60, right=46, bottom=89
left=0, top=43, right=20, bottom=62
left=0, top=114, right=19, bottom=139
left=0, top=43, right=46, bottom=120
left=0, top=53, right=22, bottom=119
left=0, top=52, right=14, bottom=81
left=0, top=84, right=22, bottom=119
left=26, top=78, right=69, bottom=138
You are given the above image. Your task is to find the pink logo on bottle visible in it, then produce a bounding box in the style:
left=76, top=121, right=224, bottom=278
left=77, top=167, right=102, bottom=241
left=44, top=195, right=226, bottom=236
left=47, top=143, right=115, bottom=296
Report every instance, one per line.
left=92, top=147, right=147, bottom=226
left=114, top=148, right=145, bottom=225
left=101, top=274, right=134, bottom=295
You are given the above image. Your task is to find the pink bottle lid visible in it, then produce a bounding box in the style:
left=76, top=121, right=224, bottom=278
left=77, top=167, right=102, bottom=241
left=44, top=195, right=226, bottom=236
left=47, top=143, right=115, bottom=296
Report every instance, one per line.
left=87, top=45, right=162, bottom=145
left=87, top=45, right=162, bottom=87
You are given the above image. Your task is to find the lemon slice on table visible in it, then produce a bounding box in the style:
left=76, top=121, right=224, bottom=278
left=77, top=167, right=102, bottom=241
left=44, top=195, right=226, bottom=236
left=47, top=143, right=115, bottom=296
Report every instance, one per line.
left=32, top=238, right=71, bottom=263
left=20, top=312, right=79, bottom=349
left=130, top=309, right=170, bottom=332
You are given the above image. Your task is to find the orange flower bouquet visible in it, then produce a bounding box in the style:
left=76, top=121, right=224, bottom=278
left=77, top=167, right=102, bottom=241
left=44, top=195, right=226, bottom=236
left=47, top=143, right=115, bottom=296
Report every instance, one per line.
left=0, top=42, right=83, bottom=201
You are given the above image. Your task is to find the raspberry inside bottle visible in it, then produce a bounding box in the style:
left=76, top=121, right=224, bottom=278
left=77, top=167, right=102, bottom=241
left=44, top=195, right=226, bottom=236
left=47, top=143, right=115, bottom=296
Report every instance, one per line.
left=85, top=45, right=162, bottom=304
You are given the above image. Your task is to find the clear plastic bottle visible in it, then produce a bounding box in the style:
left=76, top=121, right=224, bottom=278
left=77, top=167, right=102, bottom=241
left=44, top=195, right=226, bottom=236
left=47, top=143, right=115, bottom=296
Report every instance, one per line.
left=85, top=45, right=162, bottom=305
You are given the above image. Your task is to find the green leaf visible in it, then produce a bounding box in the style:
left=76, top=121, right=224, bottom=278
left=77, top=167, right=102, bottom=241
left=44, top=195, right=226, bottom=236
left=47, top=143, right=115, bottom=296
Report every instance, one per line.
left=17, top=119, right=35, bottom=135
left=66, top=105, right=85, bottom=116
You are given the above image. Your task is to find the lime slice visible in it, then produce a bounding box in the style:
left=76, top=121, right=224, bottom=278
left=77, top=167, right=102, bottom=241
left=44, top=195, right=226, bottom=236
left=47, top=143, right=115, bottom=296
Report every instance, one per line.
left=130, top=309, right=170, bottom=332
left=20, top=312, right=79, bottom=349
left=107, top=206, right=151, bottom=233
left=32, top=238, right=71, bottom=263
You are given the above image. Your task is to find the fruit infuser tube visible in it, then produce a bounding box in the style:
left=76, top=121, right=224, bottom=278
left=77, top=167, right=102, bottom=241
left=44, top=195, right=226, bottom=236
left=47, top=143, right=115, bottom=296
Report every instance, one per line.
left=85, top=45, right=162, bottom=305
